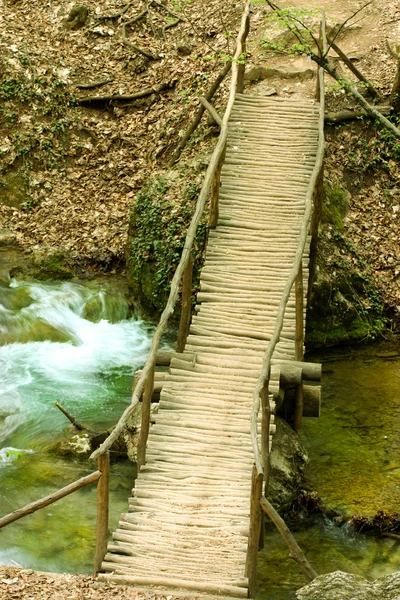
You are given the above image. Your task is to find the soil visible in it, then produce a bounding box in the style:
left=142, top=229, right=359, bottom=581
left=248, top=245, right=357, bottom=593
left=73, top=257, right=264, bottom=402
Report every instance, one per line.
left=0, top=567, right=202, bottom=600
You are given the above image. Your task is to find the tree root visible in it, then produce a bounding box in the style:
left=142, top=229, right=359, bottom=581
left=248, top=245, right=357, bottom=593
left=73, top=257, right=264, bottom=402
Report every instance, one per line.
left=76, top=80, right=175, bottom=104
left=120, top=23, right=161, bottom=60
left=75, top=77, right=114, bottom=90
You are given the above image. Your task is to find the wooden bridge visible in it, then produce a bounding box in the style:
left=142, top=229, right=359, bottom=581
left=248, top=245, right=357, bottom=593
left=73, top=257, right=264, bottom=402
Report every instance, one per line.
left=90, top=3, right=326, bottom=597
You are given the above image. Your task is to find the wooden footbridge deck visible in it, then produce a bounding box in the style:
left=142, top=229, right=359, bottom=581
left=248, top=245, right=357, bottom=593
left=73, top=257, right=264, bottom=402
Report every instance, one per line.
left=90, top=4, right=326, bottom=597
left=97, top=93, right=322, bottom=596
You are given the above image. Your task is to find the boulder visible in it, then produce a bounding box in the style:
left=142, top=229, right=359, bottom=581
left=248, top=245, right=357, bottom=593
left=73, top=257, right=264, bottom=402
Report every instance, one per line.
left=296, top=570, right=400, bottom=600
left=269, top=416, right=309, bottom=514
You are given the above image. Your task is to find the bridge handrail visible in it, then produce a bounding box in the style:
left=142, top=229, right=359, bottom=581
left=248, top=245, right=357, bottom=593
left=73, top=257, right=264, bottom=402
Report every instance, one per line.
left=89, top=0, right=252, bottom=462
left=249, top=18, right=327, bottom=477
left=0, top=453, right=110, bottom=575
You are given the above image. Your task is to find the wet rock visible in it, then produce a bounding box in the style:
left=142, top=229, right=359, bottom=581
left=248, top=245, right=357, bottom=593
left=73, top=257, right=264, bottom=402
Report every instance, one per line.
left=269, top=417, right=309, bottom=514
left=55, top=432, right=92, bottom=458
left=296, top=570, right=400, bottom=600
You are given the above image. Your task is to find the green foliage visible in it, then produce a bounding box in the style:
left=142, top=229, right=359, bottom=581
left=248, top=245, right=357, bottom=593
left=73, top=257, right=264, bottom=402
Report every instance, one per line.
left=128, top=176, right=206, bottom=317
left=0, top=72, right=76, bottom=117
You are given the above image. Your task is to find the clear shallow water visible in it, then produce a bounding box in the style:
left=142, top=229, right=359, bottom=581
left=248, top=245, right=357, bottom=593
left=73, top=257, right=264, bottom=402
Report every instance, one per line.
left=301, top=343, right=400, bottom=516
left=0, top=279, right=153, bottom=572
left=256, top=339, right=400, bottom=599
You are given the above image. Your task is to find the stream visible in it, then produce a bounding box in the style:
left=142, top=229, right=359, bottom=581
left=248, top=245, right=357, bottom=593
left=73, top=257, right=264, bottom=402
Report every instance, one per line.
left=0, top=278, right=153, bottom=572
left=1, top=278, right=399, bottom=596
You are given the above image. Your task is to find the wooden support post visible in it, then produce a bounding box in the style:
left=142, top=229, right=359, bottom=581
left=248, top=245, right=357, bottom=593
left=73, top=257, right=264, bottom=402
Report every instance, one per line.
left=294, top=266, right=304, bottom=432
left=176, top=253, right=193, bottom=353
left=209, top=144, right=226, bottom=228
left=0, top=471, right=101, bottom=530
left=236, top=14, right=250, bottom=93
left=328, top=38, right=384, bottom=102
left=260, top=379, right=270, bottom=496
left=94, top=452, right=110, bottom=575
left=246, top=467, right=263, bottom=598
left=295, top=266, right=304, bottom=361
left=293, top=381, right=304, bottom=432
left=260, top=497, right=318, bottom=582
left=137, top=364, right=155, bottom=468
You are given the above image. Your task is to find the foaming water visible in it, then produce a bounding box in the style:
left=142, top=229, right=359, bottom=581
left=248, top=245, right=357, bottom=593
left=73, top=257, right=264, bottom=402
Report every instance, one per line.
left=0, top=280, right=153, bottom=447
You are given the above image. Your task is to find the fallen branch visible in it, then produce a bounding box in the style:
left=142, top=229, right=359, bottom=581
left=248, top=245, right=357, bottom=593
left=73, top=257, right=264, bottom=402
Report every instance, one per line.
left=77, top=80, right=174, bottom=104
left=121, top=23, right=161, bottom=60
left=95, top=2, right=133, bottom=20
left=169, top=60, right=232, bottom=166
left=264, top=0, right=400, bottom=139
left=325, top=105, right=392, bottom=123
left=123, top=10, right=148, bottom=27
left=54, top=401, right=86, bottom=431
left=260, top=496, right=318, bottom=582
left=320, top=59, right=400, bottom=137
left=328, top=37, right=384, bottom=101
left=199, top=96, right=222, bottom=126
left=75, top=77, right=114, bottom=90
left=164, top=18, right=181, bottom=31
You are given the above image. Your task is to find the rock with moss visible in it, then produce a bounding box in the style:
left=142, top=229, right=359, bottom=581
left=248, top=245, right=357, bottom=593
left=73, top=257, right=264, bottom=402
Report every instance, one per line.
left=64, top=5, right=88, bottom=31
left=12, top=252, right=75, bottom=281
left=306, top=182, right=386, bottom=348
left=126, top=174, right=205, bottom=320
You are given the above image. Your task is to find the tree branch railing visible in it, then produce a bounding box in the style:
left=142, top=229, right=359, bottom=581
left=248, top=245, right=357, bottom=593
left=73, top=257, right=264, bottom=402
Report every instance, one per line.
left=89, top=0, right=252, bottom=465
left=246, top=15, right=326, bottom=597
left=0, top=453, right=110, bottom=575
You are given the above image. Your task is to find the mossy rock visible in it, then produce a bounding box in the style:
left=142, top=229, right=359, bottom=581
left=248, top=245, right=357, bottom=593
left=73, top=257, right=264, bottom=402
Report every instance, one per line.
left=306, top=260, right=386, bottom=348
left=0, top=171, right=31, bottom=208
left=322, top=184, right=350, bottom=231
left=32, top=253, right=74, bottom=281
left=0, top=285, right=33, bottom=310
left=126, top=174, right=205, bottom=320
left=0, top=317, right=76, bottom=345
left=82, top=292, right=130, bottom=323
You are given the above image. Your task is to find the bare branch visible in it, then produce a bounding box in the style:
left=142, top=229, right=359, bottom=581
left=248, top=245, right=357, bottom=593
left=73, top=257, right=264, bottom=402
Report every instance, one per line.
left=327, top=1, right=372, bottom=54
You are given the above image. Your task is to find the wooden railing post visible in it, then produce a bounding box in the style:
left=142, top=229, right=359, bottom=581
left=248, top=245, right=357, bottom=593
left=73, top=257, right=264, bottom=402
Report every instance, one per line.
left=294, top=266, right=304, bottom=431
left=176, top=252, right=193, bottom=353
left=246, top=467, right=263, bottom=598
left=94, top=452, right=110, bottom=575
left=236, top=14, right=250, bottom=93
left=260, top=378, right=270, bottom=495
left=0, top=471, right=101, bottom=530
left=137, top=363, right=155, bottom=468
left=209, top=144, right=226, bottom=229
